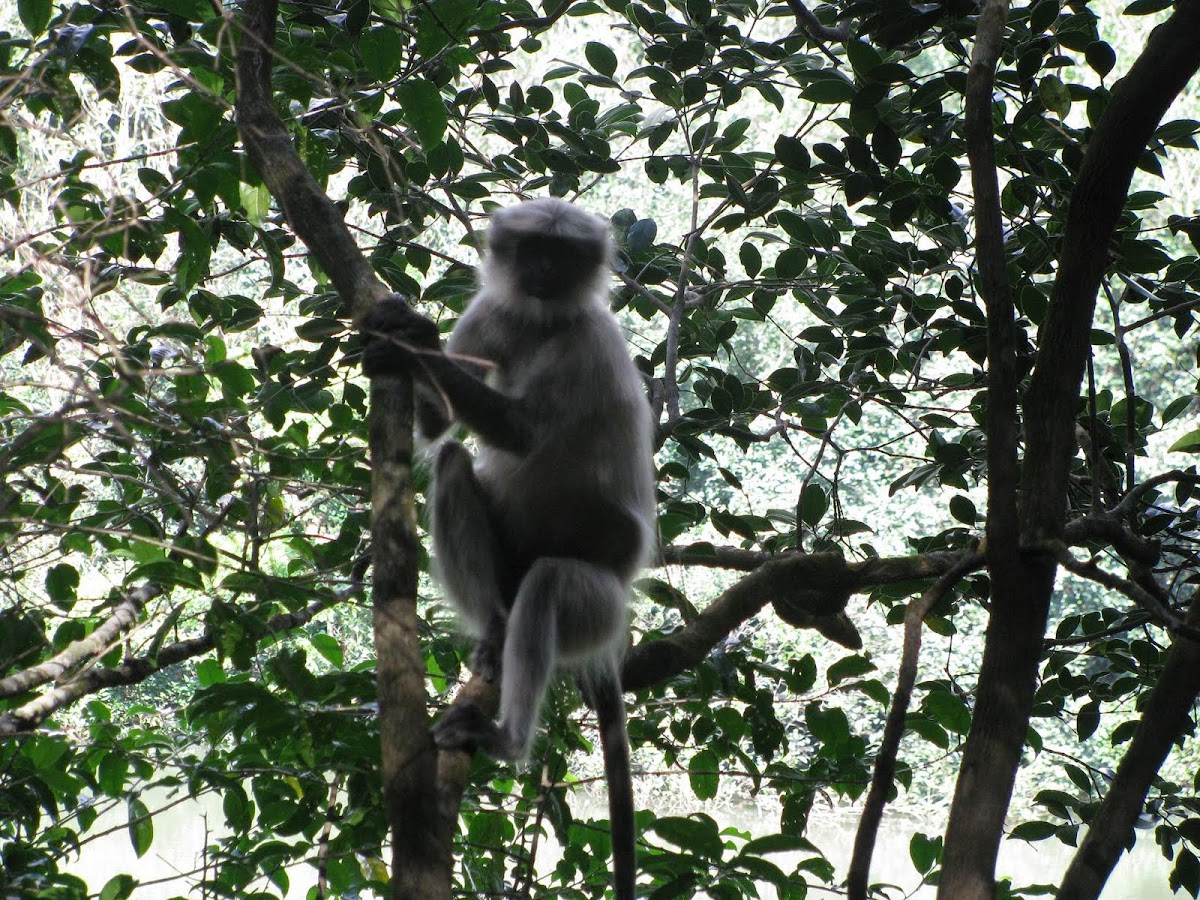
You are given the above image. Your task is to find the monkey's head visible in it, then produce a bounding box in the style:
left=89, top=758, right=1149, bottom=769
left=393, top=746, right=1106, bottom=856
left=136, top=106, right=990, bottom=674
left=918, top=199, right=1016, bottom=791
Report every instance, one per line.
left=483, top=198, right=612, bottom=310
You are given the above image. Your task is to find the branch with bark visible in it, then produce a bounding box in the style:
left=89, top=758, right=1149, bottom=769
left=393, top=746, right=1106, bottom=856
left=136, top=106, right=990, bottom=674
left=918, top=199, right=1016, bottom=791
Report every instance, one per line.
left=848, top=549, right=984, bottom=900
left=1057, top=596, right=1200, bottom=900
left=233, top=4, right=433, bottom=898
left=784, top=0, right=850, bottom=44
left=0, top=592, right=341, bottom=738
left=940, top=2, right=1200, bottom=896
left=0, top=582, right=162, bottom=701
left=625, top=547, right=981, bottom=690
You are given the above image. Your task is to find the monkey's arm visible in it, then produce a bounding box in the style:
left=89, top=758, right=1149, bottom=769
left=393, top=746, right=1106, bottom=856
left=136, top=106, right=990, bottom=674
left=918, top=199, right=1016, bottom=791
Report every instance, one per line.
left=362, top=298, right=534, bottom=454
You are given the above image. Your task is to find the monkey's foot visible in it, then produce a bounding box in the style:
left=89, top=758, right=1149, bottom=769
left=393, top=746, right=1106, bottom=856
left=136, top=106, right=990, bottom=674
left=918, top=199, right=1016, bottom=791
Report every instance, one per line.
left=470, top=641, right=501, bottom=684
left=470, top=618, right=505, bottom=683
left=431, top=704, right=512, bottom=760
left=434, top=440, right=473, bottom=474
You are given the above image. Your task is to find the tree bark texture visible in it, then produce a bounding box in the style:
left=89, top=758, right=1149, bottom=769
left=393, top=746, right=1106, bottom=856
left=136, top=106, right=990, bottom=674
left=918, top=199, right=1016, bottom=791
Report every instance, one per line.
left=234, top=6, right=436, bottom=897
left=939, top=5, right=1200, bottom=898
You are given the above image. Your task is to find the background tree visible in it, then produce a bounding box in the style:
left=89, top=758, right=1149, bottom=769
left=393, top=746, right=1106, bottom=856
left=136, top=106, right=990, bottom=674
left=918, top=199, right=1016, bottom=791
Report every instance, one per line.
left=2, top=0, right=1200, bottom=898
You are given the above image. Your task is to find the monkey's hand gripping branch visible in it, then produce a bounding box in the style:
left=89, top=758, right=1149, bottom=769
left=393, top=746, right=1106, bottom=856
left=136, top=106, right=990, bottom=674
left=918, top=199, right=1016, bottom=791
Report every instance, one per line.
left=361, top=294, right=442, bottom=367
left=361, top=295, right=535, bottom=454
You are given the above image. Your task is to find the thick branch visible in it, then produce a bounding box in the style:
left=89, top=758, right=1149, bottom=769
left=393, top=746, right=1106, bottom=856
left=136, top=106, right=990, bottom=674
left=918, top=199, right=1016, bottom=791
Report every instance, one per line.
left=785, top=0, right=850, bottom=43
left=0, top=582, right=161, bottom=700
left=234, top=5, right=429, bottom=898
left=369, top=376, right=444, bottom=900
left=624, top=549, right=978, bottom=691
left=941, top=7, right=1200, bottom=897
left=1048, top=544, right=1200, bottom=639
left=234, top=0, right=389, bottom=321
left=0, top=595, right=340, bottom=738
left=966, top=0, right=1019, bottom=561
left=659, top=542, right=768, bottom=571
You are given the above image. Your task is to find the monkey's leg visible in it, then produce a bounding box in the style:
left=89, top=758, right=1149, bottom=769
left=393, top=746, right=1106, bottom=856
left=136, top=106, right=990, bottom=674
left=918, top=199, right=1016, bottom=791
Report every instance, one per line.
left=499, top=559, right=626, bottom=760
left=430, top=441, right=507, bottom=682
left=432, top=558, right=627, bottom=761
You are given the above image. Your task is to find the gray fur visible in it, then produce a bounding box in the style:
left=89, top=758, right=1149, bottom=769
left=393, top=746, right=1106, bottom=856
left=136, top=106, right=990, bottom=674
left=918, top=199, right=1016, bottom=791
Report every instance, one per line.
left=427, top=199, right=654, bottom=761
left=415, top=198, right=650, bottom=900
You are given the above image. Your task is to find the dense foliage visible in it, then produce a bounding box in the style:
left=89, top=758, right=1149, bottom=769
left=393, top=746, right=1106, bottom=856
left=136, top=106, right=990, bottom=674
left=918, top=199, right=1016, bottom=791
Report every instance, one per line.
left=2, top=0, right=1200, bottom=897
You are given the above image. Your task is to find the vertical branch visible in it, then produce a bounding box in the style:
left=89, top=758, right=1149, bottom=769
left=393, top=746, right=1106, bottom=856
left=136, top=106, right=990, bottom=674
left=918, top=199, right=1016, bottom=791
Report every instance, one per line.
left=370, top=379, right=447, bottom=900
left=941, top=5, right=1200, bottom=898
left=1105, top=283, right=1138, bottom=489
left=938, top=5, right=1025, bottom=893
left=1084, top=354, right=1104, bottom=507
left=233, top=5, right=443, bottom=898
left=847, top=552, right=983, bottom=900
left=966, top=0, right=1018, bottom=555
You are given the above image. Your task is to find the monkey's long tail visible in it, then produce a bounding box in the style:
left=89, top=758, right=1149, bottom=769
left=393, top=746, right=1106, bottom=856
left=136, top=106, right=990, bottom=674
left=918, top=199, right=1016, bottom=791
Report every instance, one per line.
left=587, top=672, right=636, bottom=900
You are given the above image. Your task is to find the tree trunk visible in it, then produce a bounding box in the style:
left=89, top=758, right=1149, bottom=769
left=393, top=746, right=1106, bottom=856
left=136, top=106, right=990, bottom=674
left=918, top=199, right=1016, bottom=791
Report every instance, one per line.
left=938, top=5, right=1200, bottom=897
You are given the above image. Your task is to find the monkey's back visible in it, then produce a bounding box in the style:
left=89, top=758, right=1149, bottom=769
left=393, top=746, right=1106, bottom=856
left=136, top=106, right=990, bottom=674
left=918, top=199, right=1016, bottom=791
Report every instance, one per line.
left=449, top=292, right=655, bottom=583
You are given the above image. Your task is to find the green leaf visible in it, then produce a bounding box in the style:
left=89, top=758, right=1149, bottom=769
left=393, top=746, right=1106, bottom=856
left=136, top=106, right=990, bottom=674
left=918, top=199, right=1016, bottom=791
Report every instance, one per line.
left=827, top=654, right=873, bottom=686
left=1162, top=396, right=1193, bottom=424
left=310, top=632, right=344, bottom=668
left=45, top=563, right=80, bottom=610
left=871, top=123, right=902, bottom=168
left=805, top=702, right=850, bottom=748
left=628, top=218, right=657, bottom=254
left=360, top=28, right=404, bottom=82
left=344, top=0, right=370, bottom=33
left=128, top=797, right=154, bottom=857
left=651, top=815, right=725, bottom=859
left=844, top=39, right=883, bottom=77
left=98, top=751, right=129, bottom=796
left=585, top=41, right=618, bottom=78
left=774, top=135, right=810, bottom=173
left=18, top=0, right=52, bottom=36
left=1171, top=848, right=1200, bottom=895
left=1169, top=430, right=1200, bottom=453
left=739, top=242, right=761, bottom=277
left=802, top=75, right=856, bottom=105
left=1085, top=41, right=1116, bottom=77
left=949, top=494, right=976, bottom=525
left=689, top=748, right=719, bottom=800
left=742, top=834, right=817, bottom=856
left=416, top=0, right=478, bottom=55
left=1076, top=701, right=1101, bottom=740
left=910, top=832, right=941, bottom=874
left=398, top=81, right=447, bottom=150
left=924, top=690, right=971, bottom=734
left=99, top=875, right=136, bottom=900
left=1039, top=75, right=1071, bottom=118
left=241, top=181, right=271, bottom=225
left=1010, top=820, right=1057, bottom=842
left=1029, top=0, right=1060, bottom=32
left=800, top=483, right=828, bottom=527
left=1123, top=0, right=1171, bottom=13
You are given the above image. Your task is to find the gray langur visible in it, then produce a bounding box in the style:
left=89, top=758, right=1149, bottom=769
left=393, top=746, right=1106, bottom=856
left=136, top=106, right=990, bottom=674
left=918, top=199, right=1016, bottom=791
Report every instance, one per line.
left=361, top=197, right=654, bottom=900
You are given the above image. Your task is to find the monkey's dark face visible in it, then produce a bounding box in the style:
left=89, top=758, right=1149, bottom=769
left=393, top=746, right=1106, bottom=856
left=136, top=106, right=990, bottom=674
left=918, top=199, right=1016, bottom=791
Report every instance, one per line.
left=507, top=234, right=605, bottom=301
